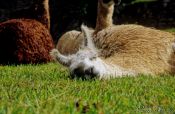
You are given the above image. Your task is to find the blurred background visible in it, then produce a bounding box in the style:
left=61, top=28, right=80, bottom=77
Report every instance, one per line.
left=0, top=0, right=174, bottom=42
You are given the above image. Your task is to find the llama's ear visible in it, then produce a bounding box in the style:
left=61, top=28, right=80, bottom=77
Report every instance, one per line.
left=81, top=24, right=88, bottom=48
left=81, top=24, right=97, bottom=51
left=100, top=0, right=115, bottom=8
left=114, top=0, right=121, bottom=5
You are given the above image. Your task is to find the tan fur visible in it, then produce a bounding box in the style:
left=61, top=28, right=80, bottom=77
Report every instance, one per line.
left=56, top=30, right=83, bottom=55
left=58, top=24, right=175, bottom=75
left=94, top=24, right=175, bottom=74
left=56, top=29, right=95, bottom=55
left=95, top=0, right=114, bottom=33
left=42, top=0, right=50, bottom=29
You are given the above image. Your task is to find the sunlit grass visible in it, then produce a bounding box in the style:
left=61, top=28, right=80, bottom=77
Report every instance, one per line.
left=0, top=63, right=175, bottom=113
left=131, top=0, right=157, bottom=4
left=164, top=28, right=175, bottom=33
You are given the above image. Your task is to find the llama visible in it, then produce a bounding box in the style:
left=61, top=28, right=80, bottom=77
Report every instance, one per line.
left=51, top=24, right=175, bottom=79
left=11, top=0, right=50, bottom=29
left=54, top=0, right=175, bottom=78
left=56, top=0, right=116, bottom=55
left=0, top=0, right=54, bottom=64
left=50, top=25, right=136, bottom=79
left=95, top=0, right=115, bottom=33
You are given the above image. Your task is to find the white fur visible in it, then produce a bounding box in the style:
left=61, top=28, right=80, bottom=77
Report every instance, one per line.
left=172, top=42, right=175, bottom=52
left=81, top=24, right=98, bottom=52
left=88, top=58, right=136, bottom=79
left=50, top=49, right=72, bottom=66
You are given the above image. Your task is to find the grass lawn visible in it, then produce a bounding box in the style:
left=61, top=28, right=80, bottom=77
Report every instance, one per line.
left=0, top=63, right=175, bottom=114
left=165, top=28, right=175, bottom=33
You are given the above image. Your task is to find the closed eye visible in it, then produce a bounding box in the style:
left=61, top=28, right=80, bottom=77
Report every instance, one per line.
left=90, top=57, right=96, bottom=61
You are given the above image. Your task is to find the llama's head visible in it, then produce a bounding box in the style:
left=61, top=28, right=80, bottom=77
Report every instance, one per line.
left=95, top=0, right=121, bottom=33
left=69, top=48, right=100, bottom=78
left=100, top=0, right=121, bottom=6
left=50, top=25, right=106, bottom=78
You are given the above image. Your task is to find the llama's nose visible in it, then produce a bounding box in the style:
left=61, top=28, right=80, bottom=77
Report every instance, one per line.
left=85, top=67, right=94, bottom=75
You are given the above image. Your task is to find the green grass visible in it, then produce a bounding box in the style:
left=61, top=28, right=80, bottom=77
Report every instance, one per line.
left=131, top=0, right=157, bottom=4
left=0, top=63, right=175, bottom=114
left=165, top=28, right=175, bottom=33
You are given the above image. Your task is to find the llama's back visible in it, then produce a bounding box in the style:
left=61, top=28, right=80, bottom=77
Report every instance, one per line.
left=56, top=30, right=83, bottom=55
left=95, top=24, right=175, bottom=74
left=56, top=29, right=95, bottom=55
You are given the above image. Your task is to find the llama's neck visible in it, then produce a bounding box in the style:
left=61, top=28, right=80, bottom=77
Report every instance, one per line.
left=94, top=58, right=136, bottom=79
left=95, top=0, right=114, bottom=33
left=32, top=0, right=50, bottom=30
left=43, top=0, right=50, bottom=29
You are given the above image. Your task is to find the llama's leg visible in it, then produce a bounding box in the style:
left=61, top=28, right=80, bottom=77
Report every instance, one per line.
left=172, top=42, right=175, bottom=52
left=50, top=49, right=71, bottom=66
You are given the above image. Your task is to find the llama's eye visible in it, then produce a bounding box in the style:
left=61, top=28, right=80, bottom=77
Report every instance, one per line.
left=90, top=57, right=96, bottom=61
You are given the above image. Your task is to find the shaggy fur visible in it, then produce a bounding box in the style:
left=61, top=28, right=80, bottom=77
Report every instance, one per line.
left=0, top=0, right=53, bottom=65
left=94, top=24, right=175, bottom=74
left=0, top=19, right=54, bottom=64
